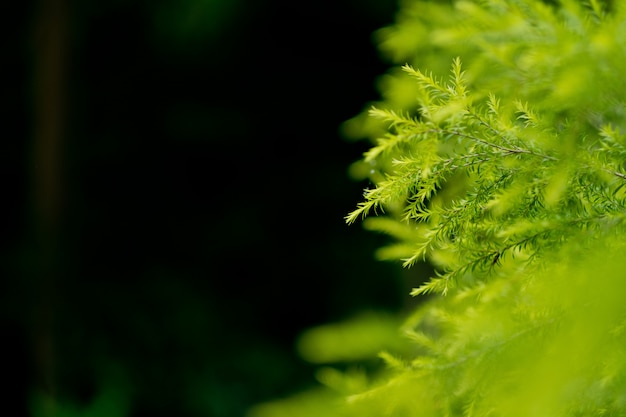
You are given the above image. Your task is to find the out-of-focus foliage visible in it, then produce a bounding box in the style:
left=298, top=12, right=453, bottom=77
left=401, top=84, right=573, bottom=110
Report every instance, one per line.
left=150, top=0, right=241, bottom=50
left=248, top=0, right=626, bottom=415
left=30, top=365, right=131, bottom=417
left=15, top=0, right=401, bottom=416
left=296, top=312, right=409, bottom=364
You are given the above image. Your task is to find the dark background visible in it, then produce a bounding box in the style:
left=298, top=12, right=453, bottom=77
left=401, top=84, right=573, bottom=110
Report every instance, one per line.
left=2, top=1, right=412, bottom=416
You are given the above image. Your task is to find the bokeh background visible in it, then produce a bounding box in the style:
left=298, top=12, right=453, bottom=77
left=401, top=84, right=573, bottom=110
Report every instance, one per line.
left=2, top=0, right=418, bottom=416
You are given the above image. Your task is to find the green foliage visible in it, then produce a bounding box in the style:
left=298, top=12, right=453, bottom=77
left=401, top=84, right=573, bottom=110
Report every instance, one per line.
left=248, top=1, right=626, bottom=416
left=151, top=0, right=243, bottom=51
left=29, top=364, right=131, bottom=417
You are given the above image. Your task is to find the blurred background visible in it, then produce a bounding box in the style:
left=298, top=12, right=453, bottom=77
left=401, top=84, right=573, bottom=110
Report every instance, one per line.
left=2, top=0, right=416, bottom=416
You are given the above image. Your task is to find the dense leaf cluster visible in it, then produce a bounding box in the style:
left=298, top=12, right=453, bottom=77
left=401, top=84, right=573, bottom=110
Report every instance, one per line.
left=249, top=1, right=626, bottom=416
left=348, top=55, right=626, bottom=295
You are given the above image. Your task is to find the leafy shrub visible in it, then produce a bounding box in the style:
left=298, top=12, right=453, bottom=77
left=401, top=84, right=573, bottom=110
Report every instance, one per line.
left=248, top=1, right=626, bottom=416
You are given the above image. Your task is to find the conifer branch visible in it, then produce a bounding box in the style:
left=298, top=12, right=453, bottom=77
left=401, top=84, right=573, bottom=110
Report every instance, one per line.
left=264, top=3, right=626, bottom=417
left=434, top=128, right=555, bottom=160
left=410, top=315, right=560, bottom=372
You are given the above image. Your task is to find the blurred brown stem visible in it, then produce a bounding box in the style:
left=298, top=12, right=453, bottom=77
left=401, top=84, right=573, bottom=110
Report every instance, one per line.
left=31, top=0, right=69, bottom=407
